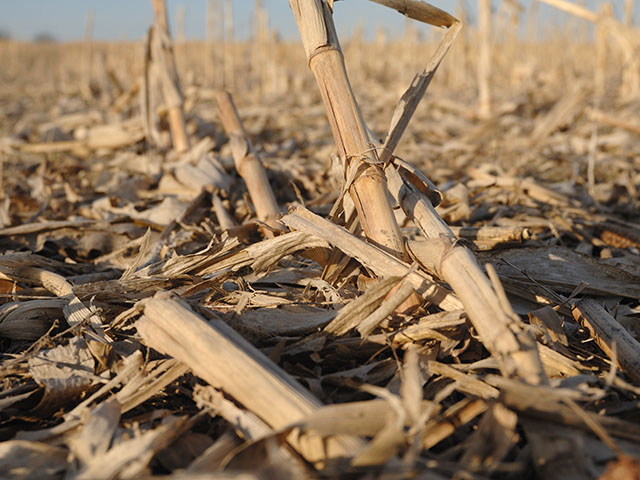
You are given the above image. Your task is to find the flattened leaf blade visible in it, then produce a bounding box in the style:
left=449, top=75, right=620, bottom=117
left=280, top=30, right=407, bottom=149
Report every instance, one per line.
left=28, top=336, right=95, bottom=404
left=369, top=0, right=458, bottom=27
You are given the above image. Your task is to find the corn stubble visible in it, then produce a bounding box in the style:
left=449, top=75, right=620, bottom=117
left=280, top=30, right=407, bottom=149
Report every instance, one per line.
left=1, top=0, right=640, bottom=478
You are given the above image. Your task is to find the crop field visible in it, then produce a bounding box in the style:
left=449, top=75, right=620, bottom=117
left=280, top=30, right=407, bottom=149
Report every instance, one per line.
left=1, top=0, right=640, bottom=478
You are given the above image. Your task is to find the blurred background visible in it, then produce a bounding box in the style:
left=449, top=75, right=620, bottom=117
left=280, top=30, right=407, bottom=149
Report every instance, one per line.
left=1, top=0, right=638, bottom=173
left=1, top=0, right=637, bottom=43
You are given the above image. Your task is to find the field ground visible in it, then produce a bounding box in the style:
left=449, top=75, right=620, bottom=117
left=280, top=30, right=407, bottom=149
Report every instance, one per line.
left=1, top=3, right=640, bottom=479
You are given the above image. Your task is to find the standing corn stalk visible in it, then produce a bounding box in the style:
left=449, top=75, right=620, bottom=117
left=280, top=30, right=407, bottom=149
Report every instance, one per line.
left=149, top=0, right=190, bottom=152
left=289, top=0, right=406, bottom=259
left=223, top=0, right=235, bottom=89
left=478, top=0, right=492, bottom=118
left=625, top=0, right=635, bottom=27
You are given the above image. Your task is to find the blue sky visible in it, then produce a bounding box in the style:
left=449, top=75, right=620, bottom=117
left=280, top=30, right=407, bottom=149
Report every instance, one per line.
left=0, top=1, right=633, bottom=42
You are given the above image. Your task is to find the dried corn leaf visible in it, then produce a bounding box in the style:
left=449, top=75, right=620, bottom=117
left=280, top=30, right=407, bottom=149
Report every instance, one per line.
left=481, top=246, right=640, bottom=298
left=0, top=440, right=67, bottom=480
left=369, top=0, right=458, bottom=27
left=28, top=336, right=95, bottom=408
left=0, top=298, right=66, bottom=340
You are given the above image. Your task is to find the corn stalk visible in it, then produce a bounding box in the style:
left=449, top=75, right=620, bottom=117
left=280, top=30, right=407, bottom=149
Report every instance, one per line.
left=289, top=0, right=406, bottom=259
left=290, top=0, right=547, bottom=385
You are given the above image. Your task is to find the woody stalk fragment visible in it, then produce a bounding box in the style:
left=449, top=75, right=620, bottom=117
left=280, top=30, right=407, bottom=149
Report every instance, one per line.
left=215, top=90, right=282, bottom=235
left=287, top=0, right=547, bottom=385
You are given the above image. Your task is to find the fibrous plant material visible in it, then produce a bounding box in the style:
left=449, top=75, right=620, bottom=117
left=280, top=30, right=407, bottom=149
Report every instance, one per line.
left=215, top=90, right=281, bottom=234
left=377, top=20, right=462, bottom=167
left=351, top=0, right=547, bottom=385
left=281, top=204, right=462, bottom=311
left=136, top=292, right=361, bottom=467
left=407, top=236, right=547, bottom=384
left=571, top=298, right=640, bottom=385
